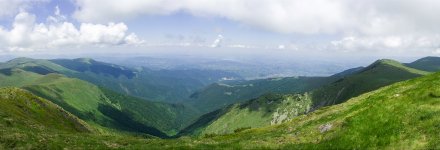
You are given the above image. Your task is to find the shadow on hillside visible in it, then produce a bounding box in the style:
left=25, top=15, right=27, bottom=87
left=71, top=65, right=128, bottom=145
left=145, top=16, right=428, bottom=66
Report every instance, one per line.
left=97, top=104, right=169, bottom=138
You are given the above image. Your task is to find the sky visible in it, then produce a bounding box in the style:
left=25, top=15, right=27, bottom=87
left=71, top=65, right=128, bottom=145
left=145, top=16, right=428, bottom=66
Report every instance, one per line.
left=0, top=0, right=440, bottom=62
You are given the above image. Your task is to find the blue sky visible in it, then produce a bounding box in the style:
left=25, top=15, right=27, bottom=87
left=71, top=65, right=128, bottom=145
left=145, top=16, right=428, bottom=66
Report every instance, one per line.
left=0, top=0, right=439, bottom=62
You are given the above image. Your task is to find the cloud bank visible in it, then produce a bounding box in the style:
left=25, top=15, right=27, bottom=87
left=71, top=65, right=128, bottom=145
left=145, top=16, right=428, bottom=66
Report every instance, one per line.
left=70, top=0, right=440, bottom=54
left=0, top=9, right=143, bottom=52
left=72, top=0, right=440, bottom=35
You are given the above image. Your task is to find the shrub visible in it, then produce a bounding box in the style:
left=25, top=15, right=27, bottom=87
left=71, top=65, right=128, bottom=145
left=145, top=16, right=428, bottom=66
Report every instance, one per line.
left=234, top=127, right=251, bottom=133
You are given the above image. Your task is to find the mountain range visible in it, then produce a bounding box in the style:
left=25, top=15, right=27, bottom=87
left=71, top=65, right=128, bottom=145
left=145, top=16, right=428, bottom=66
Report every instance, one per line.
left=1, top=56, right=440, bottom=149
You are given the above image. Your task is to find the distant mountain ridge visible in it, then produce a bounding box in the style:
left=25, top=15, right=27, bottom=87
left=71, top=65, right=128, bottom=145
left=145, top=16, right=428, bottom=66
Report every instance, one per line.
left=406, top=56, right=440, bottom=72
left=1, top=57, right=242, bottom=104
left=49, top=58, right=242, bottom=103
left=51, top=58, right=136, bottom=78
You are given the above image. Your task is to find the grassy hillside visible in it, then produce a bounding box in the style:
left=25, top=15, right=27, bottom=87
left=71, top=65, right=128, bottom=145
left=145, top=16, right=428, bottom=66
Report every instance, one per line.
left=0, top=87, right=91, bottom=133
left=311, top=59, right=428, bottom=107
left=406, top=56, right=440, bottom=72
left=180, top=93, right=313, bottom=136
left=3, top=67, right=440, bottom=149
left=0, top=87, right=93, bottom=149
left=98, top=87, right=198, bottom=135
left=0, top=68, right=43, bottom=87
left=182, top=59, right=430, bottom=136
left=188, top=76, right=333, bottom=113
left=0, top=68, right=191, bottom=137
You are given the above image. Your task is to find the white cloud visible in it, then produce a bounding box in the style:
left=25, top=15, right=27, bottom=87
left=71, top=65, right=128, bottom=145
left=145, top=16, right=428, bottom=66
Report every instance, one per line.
left=0, top=9, right=143, bottom=52
left=329, top=35, right=440, bottom=52
left=278, top=45, right=285, bottom=49
left=0, top=0, right=48, bottom=18
left=211, top=34, right=223, bottom=48
left=228, top=44, right=250, bottom=49
left=125, top=33, right=145, bottom=45
left=432, top=48, right=440, bottom=55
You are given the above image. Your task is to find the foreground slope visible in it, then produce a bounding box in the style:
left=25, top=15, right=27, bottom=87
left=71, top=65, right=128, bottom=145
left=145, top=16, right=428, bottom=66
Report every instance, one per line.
left=0, top=88, right=92, bottom=148
left=0, top=87, right=91, bottom=133
left=182, top=59, right=429, bottom=136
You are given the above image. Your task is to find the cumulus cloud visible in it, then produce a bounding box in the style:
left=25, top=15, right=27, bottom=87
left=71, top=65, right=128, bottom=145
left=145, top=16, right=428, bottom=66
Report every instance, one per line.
left=211, top=34, right=223, bottom=48
left=0, top=8, right=143, bottom=52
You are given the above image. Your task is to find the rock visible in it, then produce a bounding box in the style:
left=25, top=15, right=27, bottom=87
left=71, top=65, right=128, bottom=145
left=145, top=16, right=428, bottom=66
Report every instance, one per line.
left=318, top=123, right=332, bottom=133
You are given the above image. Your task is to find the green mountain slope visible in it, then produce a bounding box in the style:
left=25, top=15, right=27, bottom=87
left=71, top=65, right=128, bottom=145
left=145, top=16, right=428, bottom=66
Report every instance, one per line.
left=0, top=87, right=91, bottom=133
left=406, top=56, right=440, bottom=72
left=0, top=57, right=72, bottom=74
left=311, top=59, right=429, bottom=107
left=181, top=59, right=430, bottom=136
left=188, top=76, right=333, bottom=114
left=0, top=68, right=190, bottom=137
left=98, top=87, right=197, bottom=135
left=180, top=93, right=313, bottom=136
